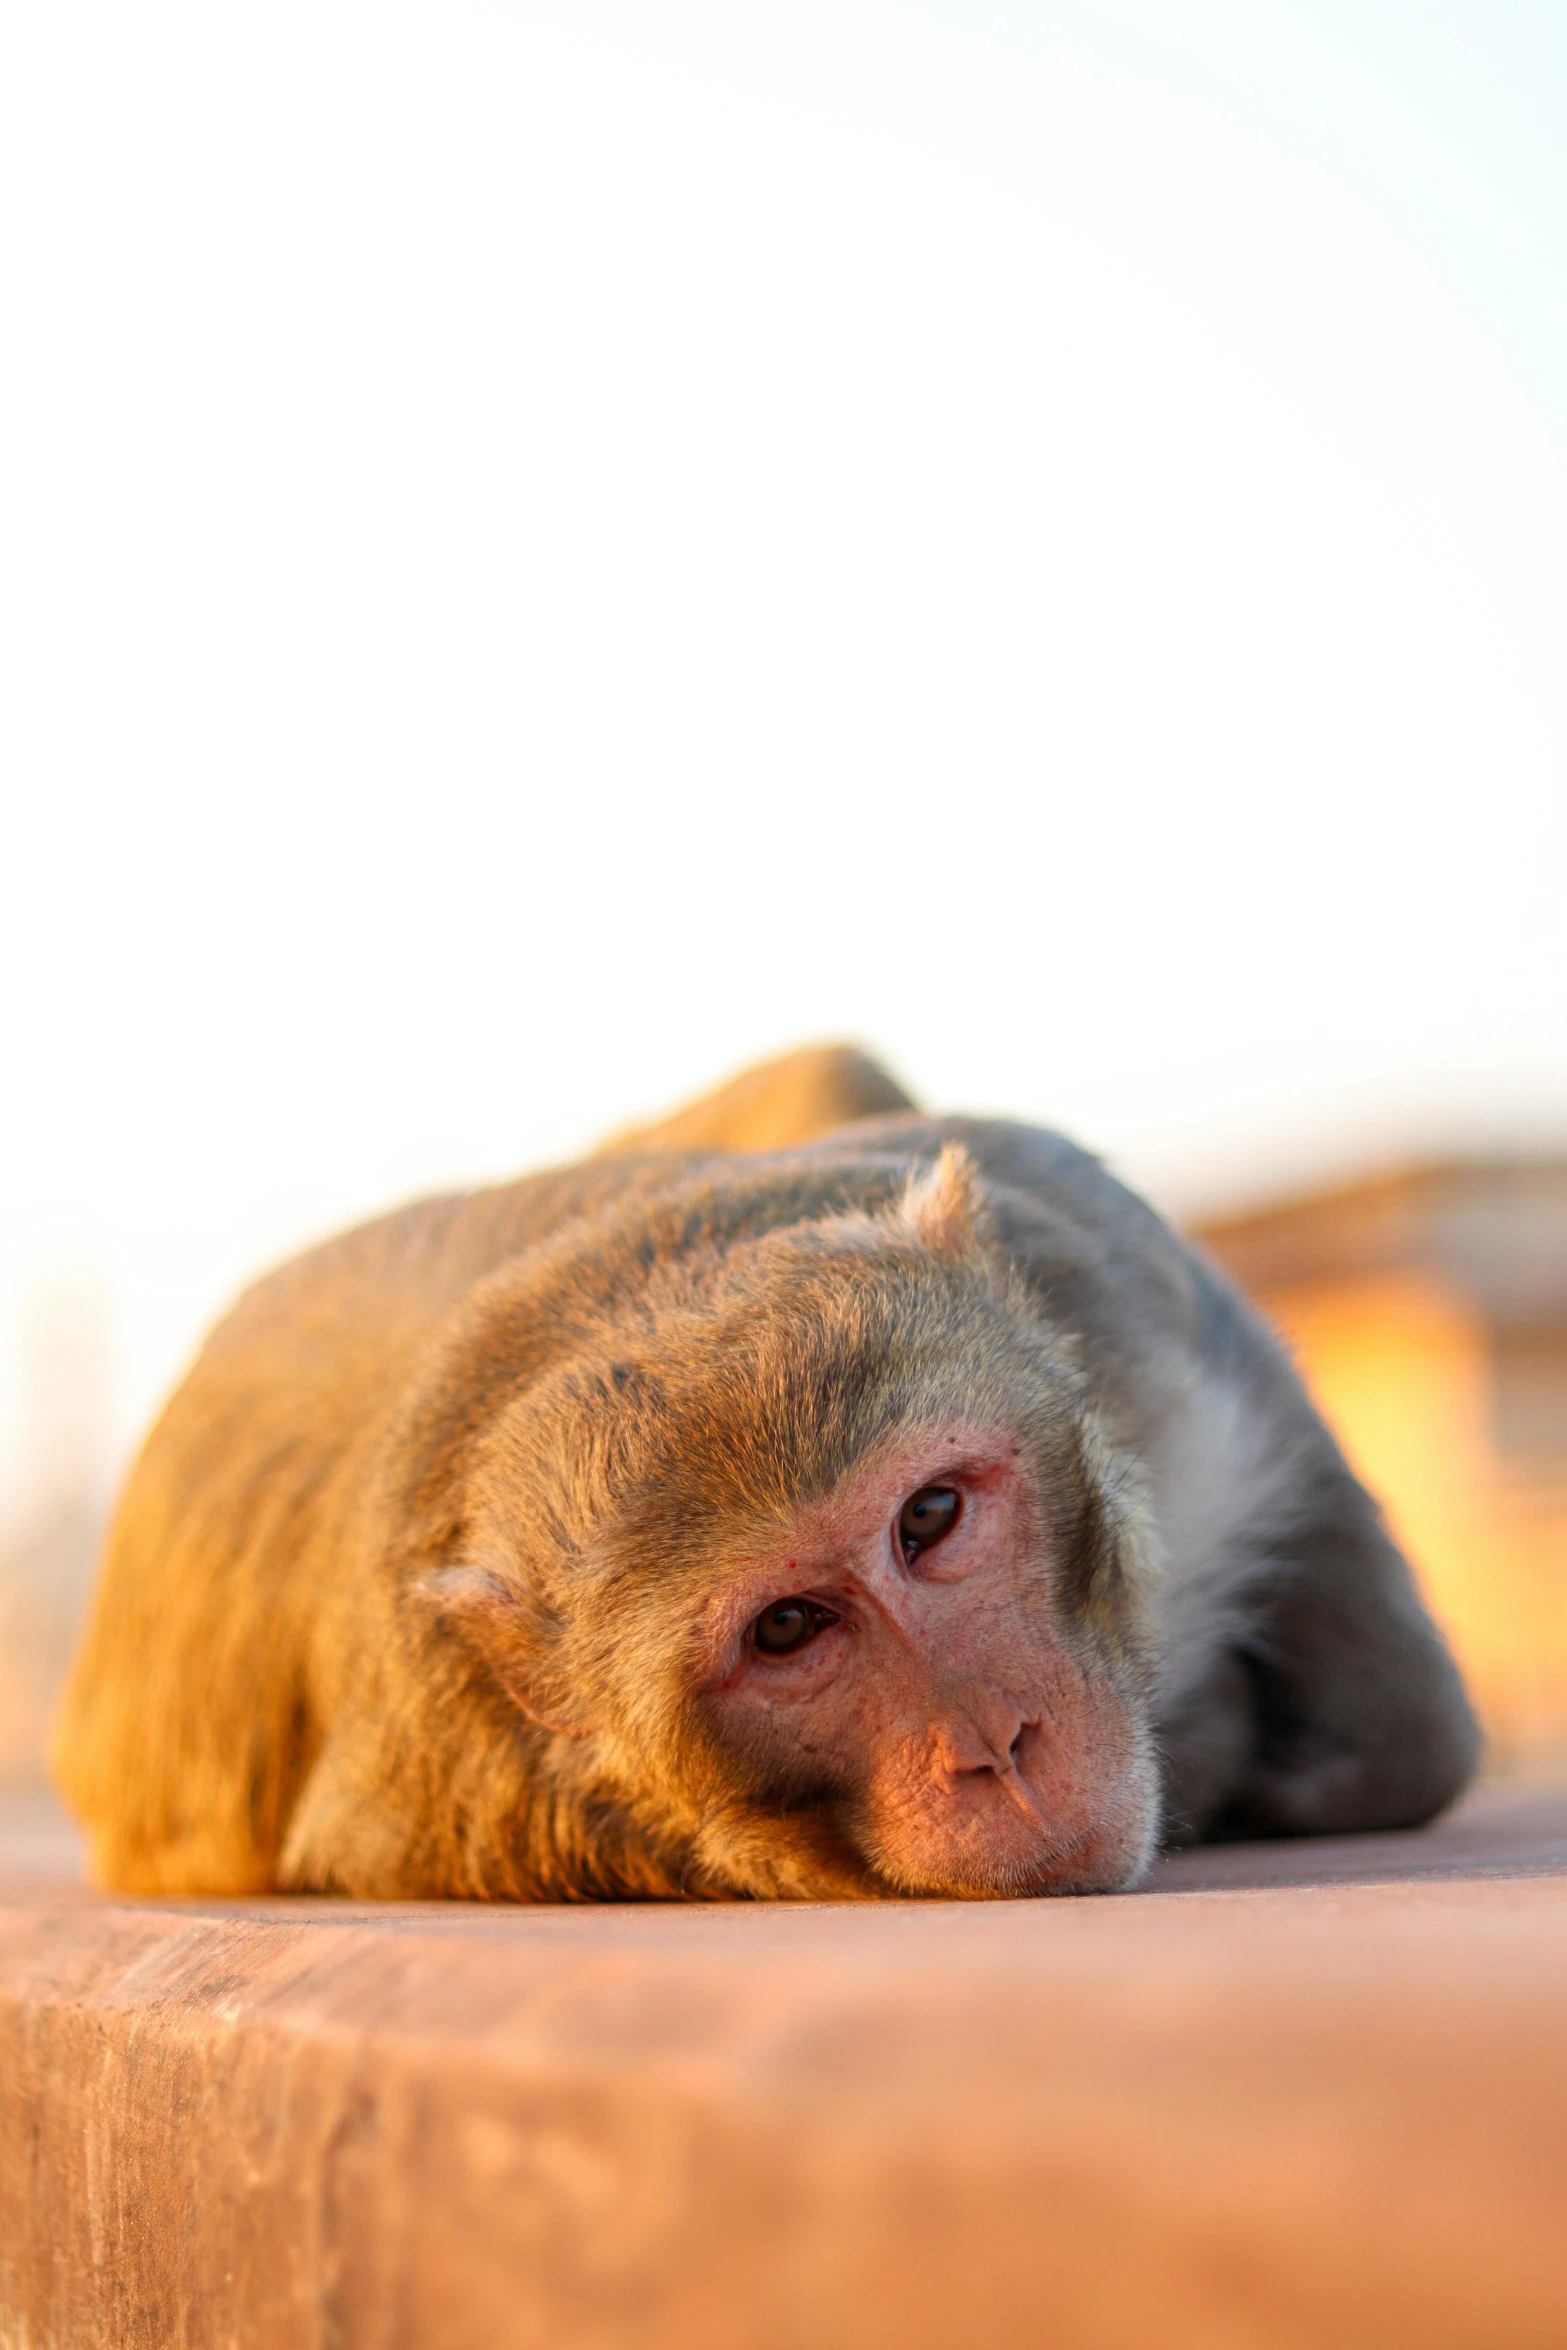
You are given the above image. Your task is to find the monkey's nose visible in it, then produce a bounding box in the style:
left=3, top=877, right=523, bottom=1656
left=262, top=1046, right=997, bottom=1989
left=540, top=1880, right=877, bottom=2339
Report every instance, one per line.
left=936, top=1700, right=1032, bottom=1785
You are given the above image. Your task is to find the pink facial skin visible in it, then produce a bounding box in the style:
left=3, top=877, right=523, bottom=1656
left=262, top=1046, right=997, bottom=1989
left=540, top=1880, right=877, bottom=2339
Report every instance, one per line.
left=699, top=1425, right=1161, bottom=1897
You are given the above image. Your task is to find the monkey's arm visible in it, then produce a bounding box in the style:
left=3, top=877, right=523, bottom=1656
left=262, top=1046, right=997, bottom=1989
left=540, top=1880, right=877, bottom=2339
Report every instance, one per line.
left=1151, top=1258, right=1481, bottom=1842
left=595, top=1044, right=914, bottom=1157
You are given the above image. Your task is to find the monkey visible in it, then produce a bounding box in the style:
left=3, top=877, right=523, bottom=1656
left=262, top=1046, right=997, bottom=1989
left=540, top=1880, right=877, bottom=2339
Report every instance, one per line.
left=53, top=1045, right=1479, bottom=1901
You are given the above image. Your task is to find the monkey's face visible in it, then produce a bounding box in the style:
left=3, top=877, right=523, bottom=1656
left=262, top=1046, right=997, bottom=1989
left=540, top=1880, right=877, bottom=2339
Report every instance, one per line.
left=692, top=1419, right=1159, bottom=1898
left=435, top=1151, right=1162, bottom=1900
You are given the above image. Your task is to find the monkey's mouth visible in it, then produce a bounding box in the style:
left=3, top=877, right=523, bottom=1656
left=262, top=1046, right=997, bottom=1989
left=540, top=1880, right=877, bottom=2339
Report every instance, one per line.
left=854, top=1730, right=1162, bottom=1899
left=867, top=1813, right=1151, bottom=1899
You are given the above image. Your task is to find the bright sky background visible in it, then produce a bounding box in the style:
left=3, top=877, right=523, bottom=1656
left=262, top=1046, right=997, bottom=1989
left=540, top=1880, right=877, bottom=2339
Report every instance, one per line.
left=3, top=0, right=1565, bottom=1506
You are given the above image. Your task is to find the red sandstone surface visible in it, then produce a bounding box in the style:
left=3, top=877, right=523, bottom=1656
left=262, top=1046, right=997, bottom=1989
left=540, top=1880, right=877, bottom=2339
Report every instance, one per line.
left=3, top=1782, right=1565, bottom=2348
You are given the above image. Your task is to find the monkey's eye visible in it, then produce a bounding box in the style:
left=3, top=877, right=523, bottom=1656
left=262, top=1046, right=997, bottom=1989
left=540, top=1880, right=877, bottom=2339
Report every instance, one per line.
left=899, top=1484, right=961, bottom=1559
left=751, top=1598, right=835, bottom=1656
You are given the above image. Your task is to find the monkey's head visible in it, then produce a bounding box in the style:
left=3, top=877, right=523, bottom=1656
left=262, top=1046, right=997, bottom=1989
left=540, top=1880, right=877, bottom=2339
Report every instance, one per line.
left=412, top=1146, right=1162, bottom=1900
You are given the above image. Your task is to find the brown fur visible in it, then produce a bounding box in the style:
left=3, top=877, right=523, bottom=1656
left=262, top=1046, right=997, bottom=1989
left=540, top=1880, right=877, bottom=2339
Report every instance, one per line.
left=594, top=1042, right=913, bottom=1158
left=54, top=1046, right=1478, bottom=1898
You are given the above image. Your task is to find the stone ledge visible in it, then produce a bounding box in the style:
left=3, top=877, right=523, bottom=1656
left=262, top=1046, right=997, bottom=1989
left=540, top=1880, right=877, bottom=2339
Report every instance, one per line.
left=3, top=1785, right=1565, bottom=2349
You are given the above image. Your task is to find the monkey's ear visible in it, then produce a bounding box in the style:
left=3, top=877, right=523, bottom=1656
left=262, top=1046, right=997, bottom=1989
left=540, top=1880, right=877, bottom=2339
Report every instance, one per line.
left=894, top=1142, right=990, bottom=1258
left=413, top=1567, right=600, bottom=1737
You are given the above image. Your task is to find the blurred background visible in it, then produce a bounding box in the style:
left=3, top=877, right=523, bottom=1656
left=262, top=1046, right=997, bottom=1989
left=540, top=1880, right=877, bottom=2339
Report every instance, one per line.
left=2, top=0, right=1564, bottom=1785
